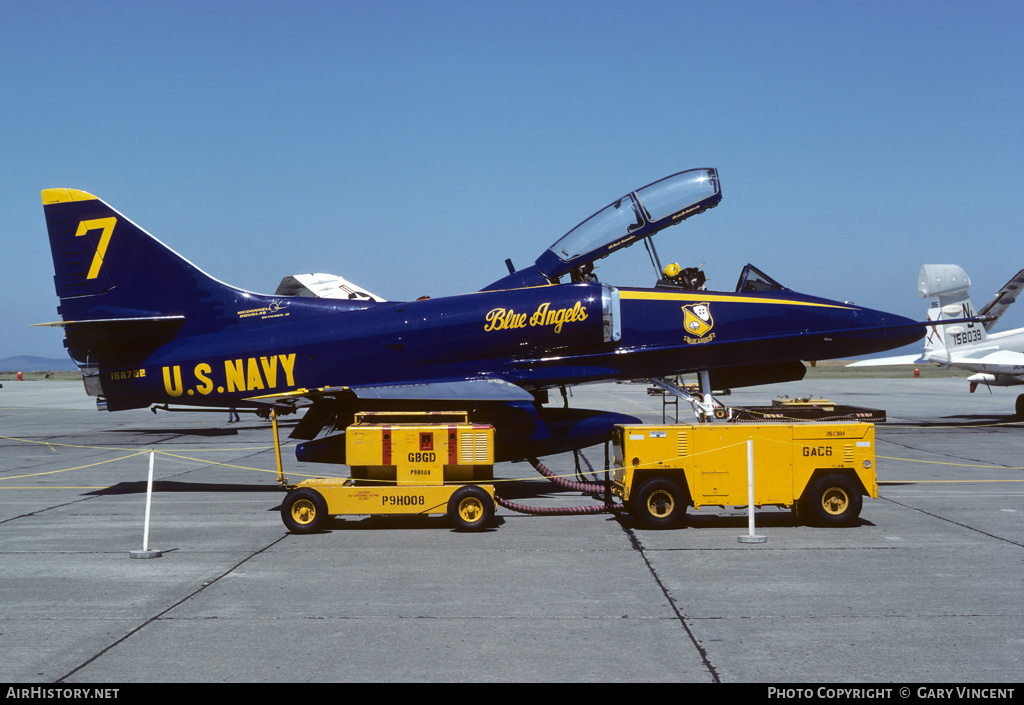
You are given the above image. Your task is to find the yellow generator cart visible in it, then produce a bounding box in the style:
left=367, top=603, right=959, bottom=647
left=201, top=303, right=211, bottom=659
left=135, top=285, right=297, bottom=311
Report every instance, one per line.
left=611, top=422, right=876, bottom=529
left=280, top=412, right=496, bottom=533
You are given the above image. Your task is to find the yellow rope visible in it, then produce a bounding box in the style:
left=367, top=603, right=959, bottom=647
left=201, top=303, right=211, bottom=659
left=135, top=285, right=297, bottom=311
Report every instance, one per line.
left=2, top=429, right=1021, bottom=489
left=0, top=451, right=151, bottom=481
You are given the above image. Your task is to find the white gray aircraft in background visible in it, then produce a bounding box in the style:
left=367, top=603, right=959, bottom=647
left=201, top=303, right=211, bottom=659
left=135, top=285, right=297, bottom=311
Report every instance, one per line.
left=849, top=265, right=1024, bottom=418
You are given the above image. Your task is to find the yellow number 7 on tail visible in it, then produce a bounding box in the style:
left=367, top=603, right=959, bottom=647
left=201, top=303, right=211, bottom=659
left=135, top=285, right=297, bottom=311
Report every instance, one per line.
left=75, top=217, right=117, bottom=280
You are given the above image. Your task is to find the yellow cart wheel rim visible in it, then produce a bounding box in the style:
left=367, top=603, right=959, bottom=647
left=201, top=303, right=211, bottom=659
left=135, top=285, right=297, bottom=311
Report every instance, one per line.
left=821, top=487, right=850, bottom=516
left=290, top=498, right=317, bottom=525
left=646, top=489, right=675, bottom=518
left=457, top=497, right=484, bottom=524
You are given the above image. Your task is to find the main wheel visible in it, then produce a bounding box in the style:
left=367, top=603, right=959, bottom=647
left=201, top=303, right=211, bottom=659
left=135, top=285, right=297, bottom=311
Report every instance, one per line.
left=281, top=488, right=328, bottom=534
left=799, top=473, right=863, bottom=527
left=1015, top=394, right=1024, bottom=420
left=447, top=485, right=494, bottom=532
left=630, top=477, right=689, bottom=529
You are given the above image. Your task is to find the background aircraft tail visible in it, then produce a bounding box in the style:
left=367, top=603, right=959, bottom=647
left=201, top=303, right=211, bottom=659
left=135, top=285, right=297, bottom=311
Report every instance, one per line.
left=918, top=264, right=986, bottom=356
left=40, top=188, right=239, bottom=377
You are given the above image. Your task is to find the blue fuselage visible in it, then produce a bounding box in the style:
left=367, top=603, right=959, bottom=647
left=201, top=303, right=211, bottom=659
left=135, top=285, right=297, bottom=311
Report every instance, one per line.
left=104, top=281, right=920, bottom=406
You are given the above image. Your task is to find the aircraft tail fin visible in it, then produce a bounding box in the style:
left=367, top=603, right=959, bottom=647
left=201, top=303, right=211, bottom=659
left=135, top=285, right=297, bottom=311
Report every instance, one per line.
left=40, top=188, right=238, bottom=373
left=917, top=264, right=986, bottom=355
left=977, top=268, right=1024, bottom=332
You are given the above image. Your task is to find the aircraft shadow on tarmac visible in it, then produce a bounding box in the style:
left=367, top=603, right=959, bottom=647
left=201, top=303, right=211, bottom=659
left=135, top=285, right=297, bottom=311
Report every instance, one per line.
left=287, top=511, right=875, bottom=534
left=681, top=513, right=875, bottom=530
left=886, top=414, right=1024, bottom=428
left=492, top=478, right=584, bottom=501
left=483, top=480, right=875, bottom=531
left=108, top=428, right=241, bottom=437
left=300, top=515, right=505, bottom=533
left=84, top=480, right=283, bottom=496
left=104, top=419, right=295, bottom=438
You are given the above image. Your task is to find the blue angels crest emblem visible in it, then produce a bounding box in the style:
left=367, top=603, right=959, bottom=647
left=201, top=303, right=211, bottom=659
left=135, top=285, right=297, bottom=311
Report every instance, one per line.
left=682, top=302, right=715, bottom=342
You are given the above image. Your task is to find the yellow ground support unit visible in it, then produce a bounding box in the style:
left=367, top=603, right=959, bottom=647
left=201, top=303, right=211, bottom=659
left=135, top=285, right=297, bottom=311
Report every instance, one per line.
left=772, top=396, right=835, bottom=411
left=279, top=412, right=496, bottom=533
left=611, top=422, right=877, bottom=529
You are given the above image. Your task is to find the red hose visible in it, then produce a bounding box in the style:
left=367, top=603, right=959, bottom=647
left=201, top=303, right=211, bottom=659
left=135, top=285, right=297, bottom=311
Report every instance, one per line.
left=494, top=493, right=621, bottom=515
left=528, top=456, right=606, bottom=495
left=492, top=457, right=624, bottom=516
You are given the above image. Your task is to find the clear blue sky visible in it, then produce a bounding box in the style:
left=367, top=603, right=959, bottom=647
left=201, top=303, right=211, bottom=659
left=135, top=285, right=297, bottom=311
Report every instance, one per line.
left=3, top=0, right=1022, bottom=360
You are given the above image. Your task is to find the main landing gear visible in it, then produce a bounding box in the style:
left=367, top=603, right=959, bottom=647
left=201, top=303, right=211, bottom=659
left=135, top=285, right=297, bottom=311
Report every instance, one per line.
left=650, top=369, right=729, bottom=422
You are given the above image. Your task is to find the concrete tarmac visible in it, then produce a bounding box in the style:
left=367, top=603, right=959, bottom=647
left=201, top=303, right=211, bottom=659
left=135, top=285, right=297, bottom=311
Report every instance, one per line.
left=0, top=378, right=1021, bottom=684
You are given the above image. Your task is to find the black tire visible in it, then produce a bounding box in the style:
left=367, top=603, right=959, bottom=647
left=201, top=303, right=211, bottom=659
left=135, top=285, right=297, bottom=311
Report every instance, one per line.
left=1015, top=394, right=1024, bottom=420
left=447, top=485, right=494, bottom=532
left=281, top=488, right=328, bottom=534
left=630, top=477, right=689, bottom=529
left=799, top=473, right=863, bottom=527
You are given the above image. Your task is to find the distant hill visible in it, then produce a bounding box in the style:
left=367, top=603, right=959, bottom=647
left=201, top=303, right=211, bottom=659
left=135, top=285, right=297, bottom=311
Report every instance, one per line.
left=0, top=355, right=78, bottom=372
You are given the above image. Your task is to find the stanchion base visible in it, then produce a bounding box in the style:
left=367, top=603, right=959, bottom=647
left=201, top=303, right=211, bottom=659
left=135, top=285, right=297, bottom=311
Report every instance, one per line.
left=129, top=549, right=163, bottom=559
left=738, top=535, right=767, bottom=544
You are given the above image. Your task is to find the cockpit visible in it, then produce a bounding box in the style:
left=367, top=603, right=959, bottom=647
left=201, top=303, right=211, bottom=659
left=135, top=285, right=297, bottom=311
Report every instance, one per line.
left=482, top=167, right=789, bottom=295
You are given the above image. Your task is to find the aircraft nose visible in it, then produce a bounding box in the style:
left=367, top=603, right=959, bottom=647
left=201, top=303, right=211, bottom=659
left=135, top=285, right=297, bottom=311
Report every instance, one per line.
left=816, top=303, right=924, bottom=358
left=865, top=307, right=925, bottom=350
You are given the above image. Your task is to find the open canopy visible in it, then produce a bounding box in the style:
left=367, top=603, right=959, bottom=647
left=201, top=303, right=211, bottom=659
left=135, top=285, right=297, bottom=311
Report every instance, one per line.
left=483, top=168, right=721, bottom=291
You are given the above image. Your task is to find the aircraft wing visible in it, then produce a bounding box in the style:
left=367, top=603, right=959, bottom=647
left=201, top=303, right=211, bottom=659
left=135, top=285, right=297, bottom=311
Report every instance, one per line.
left=849, top=349, right=1024, bottom=375
left=948, top=349, right=1024, bottom=375
left=246, top=377, right=535, bottom=408
left=847, top=354, right=926, bottom=367
left=977, top=269, right=1024, bottom=332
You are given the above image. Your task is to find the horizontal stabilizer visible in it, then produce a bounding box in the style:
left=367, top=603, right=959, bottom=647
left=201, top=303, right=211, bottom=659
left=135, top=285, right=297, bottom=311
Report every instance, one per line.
left=31, top=315, right=185, bottom=328
left=31, top=315, right=185, bottom=370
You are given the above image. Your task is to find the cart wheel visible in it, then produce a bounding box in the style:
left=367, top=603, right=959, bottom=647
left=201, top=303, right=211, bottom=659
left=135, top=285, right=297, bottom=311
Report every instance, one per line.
left=447, top=485, right=494, bottom=532
left=281, top=488, right=328, bottom=534
left=631, top=477, right=688, bottom=529
left=799, top=473, right=862, bottom=527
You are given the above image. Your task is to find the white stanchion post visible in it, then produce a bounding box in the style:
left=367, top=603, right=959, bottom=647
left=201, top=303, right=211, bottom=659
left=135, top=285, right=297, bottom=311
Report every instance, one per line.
left=697, top=369, right=718, bottom=422
left=130, top=450, right=163, bottom=559
left=738, top=438, right=767, bottom=544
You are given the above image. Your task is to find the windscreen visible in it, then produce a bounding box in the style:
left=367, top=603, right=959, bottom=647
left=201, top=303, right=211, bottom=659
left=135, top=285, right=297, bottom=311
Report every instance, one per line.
left=735, top=264, right=788, bottom=292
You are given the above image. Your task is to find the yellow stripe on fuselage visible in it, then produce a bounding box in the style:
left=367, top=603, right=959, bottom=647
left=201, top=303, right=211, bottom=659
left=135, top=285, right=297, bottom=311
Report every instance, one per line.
left=619, top=290, right=856, bottom=310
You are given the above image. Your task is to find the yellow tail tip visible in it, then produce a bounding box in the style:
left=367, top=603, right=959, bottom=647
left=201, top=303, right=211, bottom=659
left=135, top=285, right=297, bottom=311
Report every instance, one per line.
left=41, top=188, right=98, bottom=205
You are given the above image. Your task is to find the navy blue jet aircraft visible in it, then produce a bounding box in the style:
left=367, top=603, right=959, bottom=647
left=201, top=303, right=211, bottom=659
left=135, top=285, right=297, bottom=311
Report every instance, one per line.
left=39, top=169, right=926, bottom=463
